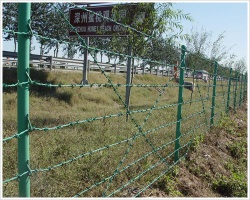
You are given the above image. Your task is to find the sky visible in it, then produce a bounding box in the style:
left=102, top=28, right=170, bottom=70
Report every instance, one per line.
left=1, top=1, right=249, bottom=64
left=172, top=1, right=248, bottom=61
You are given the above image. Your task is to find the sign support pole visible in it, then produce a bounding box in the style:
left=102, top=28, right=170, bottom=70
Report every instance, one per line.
left=81, top=37, right=89, bottom=84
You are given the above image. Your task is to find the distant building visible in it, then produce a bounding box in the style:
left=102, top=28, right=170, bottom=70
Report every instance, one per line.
left=194, top=70, right=209, bottom=82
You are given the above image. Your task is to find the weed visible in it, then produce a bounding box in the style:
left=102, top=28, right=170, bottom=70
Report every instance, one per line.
left=217, top=113, right=237, bottom=135
left=189, top=133, right=205, bottom=151
left=227, top=139, right=247, bottom=159
left=154, top=169, right=183, bottom=197
left=212, top=172, right=247, bottom=197
left=224, top=162, right=234, bottom=171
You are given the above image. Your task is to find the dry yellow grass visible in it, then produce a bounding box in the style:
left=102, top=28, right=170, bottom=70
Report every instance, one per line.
left=2, top=67, right=241, bottom=197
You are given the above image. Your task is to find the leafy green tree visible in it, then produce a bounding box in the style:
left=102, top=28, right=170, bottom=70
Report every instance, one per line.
left=3, top=3, right=18, bottom=52
left=31, top=3, right=54, bottom=56
left=110, top=3, right=192, bottom=67
left=3, top=3, right=43, bottom=53
left=145, top=37, right=180, bottom=68
left=43, top=3, right=72, bottom=57
left=2, top=3, right=74, bottom=57
left=2, top=2, right=191, bottom=61
left=107, top=36, right=128, bottom=64
left=89, top=37, right=111, bottom=62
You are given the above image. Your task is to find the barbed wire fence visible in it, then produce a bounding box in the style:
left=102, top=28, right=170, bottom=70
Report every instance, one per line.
left=2, top=3, right=247, bottom=197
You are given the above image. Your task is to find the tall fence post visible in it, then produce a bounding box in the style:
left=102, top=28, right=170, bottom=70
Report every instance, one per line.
left=17, top=3, right=31, bottom=197
left=174, top=45, right=186, bottom=162
left=233, top=72, right=238, bottom=112
left=226, top=68, right=232, bottom=114
left=210, top=61, right=218, bottom=127
left=243, top=73, right=247, bottom=101
left=125, top=44, right=132, bottom=121
left=239, top=74, right=243, bottom=107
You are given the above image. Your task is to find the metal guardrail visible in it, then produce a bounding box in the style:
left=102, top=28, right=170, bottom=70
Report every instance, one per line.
left=2, top=51, right=174, bottom=75
left=2, top=51, right=124, bottom=73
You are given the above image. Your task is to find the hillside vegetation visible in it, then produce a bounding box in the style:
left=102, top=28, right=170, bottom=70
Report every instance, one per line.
left=2, top=67, right=247, bottom=197
left=144, top=103, right=247, bottom=197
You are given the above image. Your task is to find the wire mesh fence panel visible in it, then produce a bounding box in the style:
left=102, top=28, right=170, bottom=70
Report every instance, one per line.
left=2, top=2, right=248, bottom=198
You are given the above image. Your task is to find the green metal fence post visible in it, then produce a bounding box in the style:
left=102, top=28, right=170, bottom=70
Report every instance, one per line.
left=239, top=74, right=243, bottom=107
left=18, top=3, right=31, bottom=197
left=233, top=72, right=238, bottom=112
left=174, top=45, right=186, bottom=162
left=226, top=68, right=232, bottom=114
left=210, top=61, right=218, bottom=126
left=243, top=73, right=247, bottom=101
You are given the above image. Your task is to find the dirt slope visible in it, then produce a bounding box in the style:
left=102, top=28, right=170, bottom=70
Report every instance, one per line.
left=142, top=103, right=248, bottom=198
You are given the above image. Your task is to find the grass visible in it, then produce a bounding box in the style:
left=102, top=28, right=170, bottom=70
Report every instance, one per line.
left=211, top=108, right=247, bottom=197
left=153, top=166, right=184, bottom=197
left=2, top=67, right=245, bottom=197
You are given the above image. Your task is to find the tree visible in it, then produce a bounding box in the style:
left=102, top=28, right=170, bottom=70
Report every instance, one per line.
left=110, top=3, right=192, bottom=65
left=185, top=52, right=213, bottom=73
left=3, top=3, right=18, bottom=52
left=42, top=3, right=72, bottom=57
left=89, top=37, right=111, bottom=63
left=31, top=3, right=54, bottom=56
left=186, top=27, right=211, bottom=55
left=61, top=38, right=78, bottom=59
left=234, top=58, right=247, bottom=74
left=3, top=3, right=44, bottom=53
left=209, top=31, right=234, bottom=63
left=2, top=2, right=192, bottom=60
left=106, top=36, right=128, bottom=64
left=185, top=27, right=235, bottom=71
left=143, top=36, right=180, bottom=69
left=2, top=3, right=75, bottom=57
